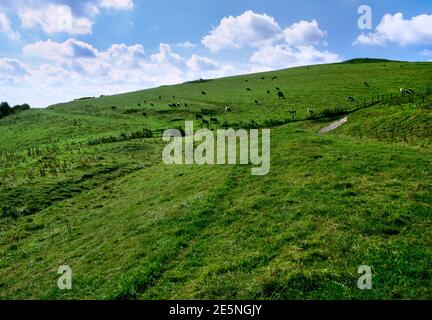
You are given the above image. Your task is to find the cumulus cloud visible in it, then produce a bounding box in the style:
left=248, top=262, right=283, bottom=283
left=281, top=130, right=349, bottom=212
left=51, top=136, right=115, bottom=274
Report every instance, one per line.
left=1, top=0, right=134, bottom=35
left=354, top=13, right=432, bottom=46
left=202, top=10, right=281, bottom=52
left=0, top=58, right=29, bottom=87
left=0, top=11, right=19, bottom=39
left=100, top=0, right=134, bottom=10
left=1, top=38, right=235, bottom=107
left=23, top=39, right=98, bottom=60
left=151, top=43, right=186, bottom=69
left=283, top=20, right=326, bottom=46
left=0, top=8, right=341, bottom=107
left=187, top=54, right=220, bottom=72
left=19, top=4, right=93, bottom=35
left=201, top=10, right=339, bottom=69
left=0, top=57, right=29, bottom=76
left=251, top=45, right=340, bottom=68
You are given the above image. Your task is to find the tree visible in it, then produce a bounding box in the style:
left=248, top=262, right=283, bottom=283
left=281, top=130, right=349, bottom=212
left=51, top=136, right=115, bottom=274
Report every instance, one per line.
left=0, top=102, right=13, bottom=119
left=13, top=104, right=31, bottom=112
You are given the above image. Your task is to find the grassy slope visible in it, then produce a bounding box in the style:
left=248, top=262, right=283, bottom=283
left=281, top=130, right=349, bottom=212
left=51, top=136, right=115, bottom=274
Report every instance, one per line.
left=1, top=61, right=431, bottom=150
left=0, top=61, right=431, bottom=299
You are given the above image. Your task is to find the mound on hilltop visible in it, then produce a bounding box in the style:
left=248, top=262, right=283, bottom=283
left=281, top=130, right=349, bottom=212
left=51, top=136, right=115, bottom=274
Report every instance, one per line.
left=342, top=58, right=402, bottom=64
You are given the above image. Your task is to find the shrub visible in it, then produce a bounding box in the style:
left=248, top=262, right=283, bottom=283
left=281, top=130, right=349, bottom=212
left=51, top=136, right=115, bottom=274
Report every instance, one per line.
left=13, top=104, right=31, bottom=112
left=200, top=108, right=217, bottom=116
left=321, top=107, right=347, bottom=118
left=0, top=101, right=14, bottom=119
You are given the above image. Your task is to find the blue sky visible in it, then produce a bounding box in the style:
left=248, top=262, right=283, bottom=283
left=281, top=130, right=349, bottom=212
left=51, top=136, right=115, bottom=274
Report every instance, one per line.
left=0, top=0, right=431, bottom=107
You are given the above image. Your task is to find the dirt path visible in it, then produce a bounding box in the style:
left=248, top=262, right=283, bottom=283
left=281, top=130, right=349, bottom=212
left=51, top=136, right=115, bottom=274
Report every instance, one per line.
left=319, top=117, right=348, bottom=134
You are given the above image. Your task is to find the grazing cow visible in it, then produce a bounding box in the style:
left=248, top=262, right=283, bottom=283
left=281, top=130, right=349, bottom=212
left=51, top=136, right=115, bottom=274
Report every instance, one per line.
left=138, top=103, right=141, bottom=107
left=150, top=103, right=154, bottom=106
left=272, top=77, right=278, bottom=80
left=278, top=91, right=286, bottom=99
left=142, top=112, right=147, bottom=117
left=169, top=103, right=178, bottom=108
left=346, top=96, right=354, bottom=102
left=401, top=88, right=414, bottom=95
left=364, top=82, right=369, bottom=87
left=276, top=87, right=281, bottom=91
left=201, top=91, right=207, bottom=95
left=261, top=77, right=265, bottom=80
left=224, top=107, right=232, bottom=112
left=185, top=103, right=188, bottom=107
left=307, top=108, right=314, bottom=118
left=267, top=90, right=270, bottom=94
left=245, top=80, right=248, bottom=82
left=173, top=96, right=176, bottom=98
left=196, top=114, right=204, bottom=121
left=255, top=100, right=259, bottom=104
left=289, top=110, right=297, bottom=120
left=111, top=106, right=117, bottom=109
left=246, top=88, right=251, bottom=91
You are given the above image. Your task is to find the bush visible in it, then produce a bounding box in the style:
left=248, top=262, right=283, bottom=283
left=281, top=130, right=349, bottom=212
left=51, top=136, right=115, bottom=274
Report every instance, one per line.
left=200, top=108, right=217, bottom=116
left=0, top=101, right=14, bottom=119
left=321, top=107, right=347, bottom=118
left=88, top=129, right=153, bottom=146
left=13, top=104, right=31, bottom=112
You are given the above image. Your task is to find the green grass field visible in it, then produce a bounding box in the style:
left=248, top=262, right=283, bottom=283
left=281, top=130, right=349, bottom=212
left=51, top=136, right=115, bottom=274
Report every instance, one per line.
left=0, top=60, right=431, bottom=299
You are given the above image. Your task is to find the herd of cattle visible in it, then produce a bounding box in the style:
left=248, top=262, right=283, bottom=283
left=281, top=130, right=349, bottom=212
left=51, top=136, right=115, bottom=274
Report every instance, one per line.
left=130, top=82, right=416, bottom=127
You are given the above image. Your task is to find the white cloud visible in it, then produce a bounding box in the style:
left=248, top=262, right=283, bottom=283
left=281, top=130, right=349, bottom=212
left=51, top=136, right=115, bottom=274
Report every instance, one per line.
left=23, top=39, right=98, bottom=60
left=176, top=41, right=196, bottom=49
left=0, top=9, right=341, bottom=107
left=187, top=54, right=220, bottom=72
left=102, top=43, right=145, bottom=65
left=202, top=10, right=281, bottom=52
left=283, top=20, right=326, bottom=46
left=2, top=0, right=134, bottom=35
left=0, top=11, right=19, bottom=39
left=0, top=38, right=236, bottom=107
left=100, top=0, right=134, bottom=10
left=19, top=3, right=93, bottom=35
left=354, top=13, right=432, bottom=46
left=150, top=43, right=186, bottom=69
left=201, top=10, right=338, bottom=70
left=251, top=45, right=340, bottom=68
left=0, top=57, right=28, bottom=76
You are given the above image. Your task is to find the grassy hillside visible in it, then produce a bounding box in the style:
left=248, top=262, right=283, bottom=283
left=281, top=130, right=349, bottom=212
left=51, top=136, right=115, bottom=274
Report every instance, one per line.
left=0, top=61, right=431, bottom=299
